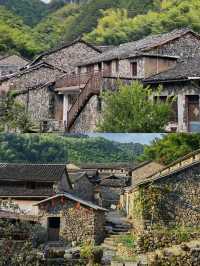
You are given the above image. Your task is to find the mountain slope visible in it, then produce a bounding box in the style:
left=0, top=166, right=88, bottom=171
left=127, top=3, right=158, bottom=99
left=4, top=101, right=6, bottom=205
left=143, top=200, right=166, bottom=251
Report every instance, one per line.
left=0, top=6, right=44, bottom=58
left=0, top=0, right=48, bottom=26
left=0, top=134, right=144, bottom=164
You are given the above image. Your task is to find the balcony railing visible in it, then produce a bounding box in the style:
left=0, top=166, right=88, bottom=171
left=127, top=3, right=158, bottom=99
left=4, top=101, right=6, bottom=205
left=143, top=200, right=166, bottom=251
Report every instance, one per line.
left=55, top=70, right=110, bottom=89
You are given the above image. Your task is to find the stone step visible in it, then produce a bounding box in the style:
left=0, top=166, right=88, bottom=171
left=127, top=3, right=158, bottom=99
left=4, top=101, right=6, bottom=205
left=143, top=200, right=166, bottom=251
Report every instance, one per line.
left=109, top=231, right=131, bottom=236
left=112, top=228, right=129, bottom=233
left=103, top=239, right=118, bottom=247
left=101, top=243, right=118, bottom=251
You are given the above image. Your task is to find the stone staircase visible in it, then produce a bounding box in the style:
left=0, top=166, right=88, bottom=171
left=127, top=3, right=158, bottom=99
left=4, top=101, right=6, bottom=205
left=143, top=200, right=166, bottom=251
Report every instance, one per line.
left=101, top=211, right=133, bottom=265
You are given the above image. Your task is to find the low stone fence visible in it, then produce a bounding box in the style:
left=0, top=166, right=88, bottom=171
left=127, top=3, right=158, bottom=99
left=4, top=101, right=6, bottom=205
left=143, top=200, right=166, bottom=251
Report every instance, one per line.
left=136, top=227, right=200, bottom=253
left=147, top=239, right=200, bottom=266
left=112, top=239, right=200, bottom=266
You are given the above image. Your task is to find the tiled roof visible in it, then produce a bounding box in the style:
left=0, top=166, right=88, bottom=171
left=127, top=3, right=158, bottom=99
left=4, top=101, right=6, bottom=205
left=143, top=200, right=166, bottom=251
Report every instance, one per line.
left=77, top=28, right=197, bottom=66
left=35, top=192, right=108, bottom=211
left=0, top=62, right=66, bottom=83
left=136, top=149, right=200, bottom=186
left=144, top=57, right=200, bottom=83
left=132, top=161, right=165, bottom=185
left=0, top=163, right=67, bottom=182
left=0, top=55, right=29, bottom=65
left=30, top=39, right=102, bottom=66
left=100, top=175, right=130, bottom=187
left=0, top=186, right=53, bottom=197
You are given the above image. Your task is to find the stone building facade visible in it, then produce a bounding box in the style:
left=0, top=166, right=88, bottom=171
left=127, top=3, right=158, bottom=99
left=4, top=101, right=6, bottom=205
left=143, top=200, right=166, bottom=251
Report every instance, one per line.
left=68, top=171, right=94, bottom=202
left=31, top=40, right=101, bottom=73
left=60, top=28, right=200, bottom=133
left=36, top=193, right=107, bottom=244
left=0, top=62, right=65, bottom=95
left=121, top=150, right=200, bottom=232
left=0, top=163, right=72, bottom=216
left=145, top=58, right=200, bottom=132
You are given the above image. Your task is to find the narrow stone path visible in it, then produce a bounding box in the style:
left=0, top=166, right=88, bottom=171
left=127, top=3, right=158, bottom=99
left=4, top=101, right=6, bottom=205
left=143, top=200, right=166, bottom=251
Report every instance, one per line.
left=101, top=211, right=133, bottom=265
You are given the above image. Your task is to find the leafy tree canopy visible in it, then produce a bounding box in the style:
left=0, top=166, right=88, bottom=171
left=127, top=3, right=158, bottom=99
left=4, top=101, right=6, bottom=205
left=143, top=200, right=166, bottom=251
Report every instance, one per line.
left=140, top=133, right=200, bottom=165
left=98, top=81, right=173, bottom=133
left=85, top=0, right=200, bottom=44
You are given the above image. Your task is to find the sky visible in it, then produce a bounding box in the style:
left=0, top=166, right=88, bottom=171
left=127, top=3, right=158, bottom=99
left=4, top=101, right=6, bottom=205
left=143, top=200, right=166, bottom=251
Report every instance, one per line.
left=87, top=133, right=164, bottom=145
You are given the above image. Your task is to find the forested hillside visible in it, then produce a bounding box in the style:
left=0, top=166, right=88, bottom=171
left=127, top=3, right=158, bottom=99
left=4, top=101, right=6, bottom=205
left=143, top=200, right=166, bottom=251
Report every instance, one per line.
left=0, top=134, right=144, bottom=164
left=1, top=0, right=200, bottom=58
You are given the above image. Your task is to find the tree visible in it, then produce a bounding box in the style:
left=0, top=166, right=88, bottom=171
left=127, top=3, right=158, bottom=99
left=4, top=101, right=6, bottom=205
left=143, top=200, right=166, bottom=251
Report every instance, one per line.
left=98, top=81, right=173, bottom=133
left=0, top=199, right=45, bottom=266
left=0, top=92, right=33, bottom=133
left=140, top=133, right=200, bottom=165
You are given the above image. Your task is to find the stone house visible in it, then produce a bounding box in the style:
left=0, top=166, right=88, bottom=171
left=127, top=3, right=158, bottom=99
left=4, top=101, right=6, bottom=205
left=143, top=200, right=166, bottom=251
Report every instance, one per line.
left=55, top=28, right=200, bottom=132
left=0, top=62, right=67, bottom=130
left=30, top=39, right=102, bottom=73
left=0, top=39, right=104, bottom=132
left=98, top=174, right=131, bottom=208
left=81, top=163, right=132, bottom=177
left=35, top=193, right=107, bottom=244
left=68, top=171, right=94, bottom=201
left=0, top=163, right=72, bottom=215
left=144, top=57, right=200, bottom=132
left=0, top=62, right=66, bottom=96
left=121, top=150, right=200, bottom=232
left=0, top=55, right=29, bottom=77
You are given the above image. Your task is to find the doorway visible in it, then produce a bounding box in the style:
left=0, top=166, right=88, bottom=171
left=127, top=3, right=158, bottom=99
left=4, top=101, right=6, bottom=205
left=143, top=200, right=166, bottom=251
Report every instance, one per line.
left=187, top=95, right=200, bottom=132
left=48, top=217, right=60, bottom=241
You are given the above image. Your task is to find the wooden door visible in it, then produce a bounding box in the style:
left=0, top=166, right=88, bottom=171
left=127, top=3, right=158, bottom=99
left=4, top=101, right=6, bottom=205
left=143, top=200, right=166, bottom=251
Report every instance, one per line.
left=48, top=217, right=60, bottom=242
left=54, top=94, right=63, bottom=122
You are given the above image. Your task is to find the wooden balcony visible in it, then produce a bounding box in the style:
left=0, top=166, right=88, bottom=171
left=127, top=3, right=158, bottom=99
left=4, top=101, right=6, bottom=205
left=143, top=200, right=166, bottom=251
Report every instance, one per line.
left=55, top=70, right=110, bottom=90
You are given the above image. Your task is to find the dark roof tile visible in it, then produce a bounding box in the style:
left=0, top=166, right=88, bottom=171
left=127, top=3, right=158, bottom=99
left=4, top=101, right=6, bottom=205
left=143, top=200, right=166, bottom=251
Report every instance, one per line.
left=0, top=163, right=67, bottom=182
left=78, top=28, right=197, bottom=66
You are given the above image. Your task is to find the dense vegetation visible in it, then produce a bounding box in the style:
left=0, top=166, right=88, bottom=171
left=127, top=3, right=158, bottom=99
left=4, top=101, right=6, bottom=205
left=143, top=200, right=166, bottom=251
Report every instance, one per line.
left=2, top=0, right=200, bottom=58
left=0, top=134, right=143, bottom=164
left=140, top=133, right=200, bottom=165
left=98, top=82, right=173, bottom=133
left=0, top=6, right=45, bottom=57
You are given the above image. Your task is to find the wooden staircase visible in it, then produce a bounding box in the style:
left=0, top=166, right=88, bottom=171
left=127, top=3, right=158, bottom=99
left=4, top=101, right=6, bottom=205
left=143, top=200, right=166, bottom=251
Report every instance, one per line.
left=66, top=72, right=105, bottom=131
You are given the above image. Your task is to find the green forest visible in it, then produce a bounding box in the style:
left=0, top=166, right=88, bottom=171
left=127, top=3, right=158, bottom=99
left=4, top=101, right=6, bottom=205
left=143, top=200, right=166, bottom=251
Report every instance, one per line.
left=0, top=134, right=144, bottom=164
left=1, top=0, right=200, bottom=58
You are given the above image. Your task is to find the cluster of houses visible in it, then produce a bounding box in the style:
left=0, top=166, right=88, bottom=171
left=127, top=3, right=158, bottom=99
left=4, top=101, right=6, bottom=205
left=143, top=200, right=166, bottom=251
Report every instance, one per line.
left=0, top=161, right=132, bottom=243
left=0, top=150, right=199, bottom=244
left=1, top=28, right=200, bottom=132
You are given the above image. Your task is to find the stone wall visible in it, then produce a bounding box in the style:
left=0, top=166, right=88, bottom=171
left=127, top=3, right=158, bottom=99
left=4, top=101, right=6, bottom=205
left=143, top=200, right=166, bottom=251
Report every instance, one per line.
left=0, top=55, right=28, bottom=77
left=0, top=65, right=63, bottom=95
left=38, top=197, right=105, bottom=245
left=69, top=95, right=102, bottom=133
left=148, top=32, right=200, bottom=58
left=131, top=162, right=200, bottom=231
left=137, top=228, right=200, bottom=253
left=100, top=186, right=122, bottom=208
left=16, top=85, right=51, bottom=122
left=153, top=81, right=200, bottom=132
left=42, top=42, right=100, bottom=72
left=147, top=239, right=200, bottom=266
left=73, top=176, right=94, bottom=202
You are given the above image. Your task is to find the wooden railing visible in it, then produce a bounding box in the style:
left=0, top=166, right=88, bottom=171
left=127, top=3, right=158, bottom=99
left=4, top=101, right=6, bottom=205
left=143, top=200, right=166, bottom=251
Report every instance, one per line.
left=55, top=72, right=94, bottom=88
left=67, top=71, right=105, bottom=130
left=55, top=70, right=110, bottom=89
